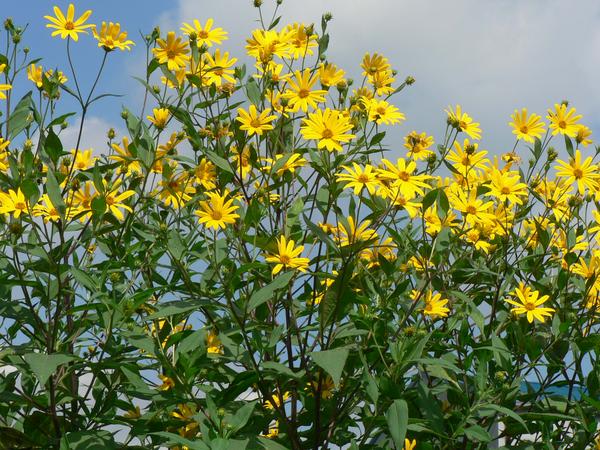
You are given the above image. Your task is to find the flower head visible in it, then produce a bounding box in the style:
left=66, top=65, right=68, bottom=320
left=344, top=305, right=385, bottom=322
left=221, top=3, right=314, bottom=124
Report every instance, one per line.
left=547, top=103, right=582, bottom=137
left=301, top=108, right=355, bottom=152
left=265, top=236, right=309, bottom=275
left=509, top=108, right=545, bottom=143
left=152, top=32, right=190, bottom=71
left=505, top=283, right=555, bottom=323
left=195, top=191, right=240, bottom=230
left=446, top=104, right=481, bottom=140
left=44, top=4, right=93, bottom=41
left=236, top=105, right=277, bottom=136
left=181, top=19, right=228, bottom=47
left=92, top=22, right=134, bottom=51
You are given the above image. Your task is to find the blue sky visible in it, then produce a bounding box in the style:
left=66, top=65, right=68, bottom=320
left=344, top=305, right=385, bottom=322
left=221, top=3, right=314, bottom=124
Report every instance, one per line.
left=4, top=0, right=600, bottom=155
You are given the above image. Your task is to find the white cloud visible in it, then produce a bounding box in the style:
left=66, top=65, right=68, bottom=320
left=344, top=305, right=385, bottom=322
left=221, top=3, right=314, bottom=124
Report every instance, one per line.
left=157, top=0, right=600, bottom=152
left=58, top=116, right=123, bottom=156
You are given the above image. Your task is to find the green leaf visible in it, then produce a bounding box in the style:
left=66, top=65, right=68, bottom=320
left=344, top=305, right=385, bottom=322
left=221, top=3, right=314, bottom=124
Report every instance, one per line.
left=60, top=431, right=118, bottom=450
left=23, top=353, right=76, bottom=385
left=422, top=188, right=439, bottom=210
left=257, top=437, right=290, bottom=450
left=44, top=127, right=65, bottom=165
left=206, top=150, right=233, bottom=174
left=45, top=170, right=66, bottom=218
left=146, top=298, right=210, bottom=319
left=310, top=347, right=349, bottom=387
left=228, top=401, right=256, bottom=432
left=246, top=78, right=261, bottom=105
left=248, top=272, right=294, bottom=310
left=478, top=404, right=529, bottom=433
left=8, top=92, right=34, bottom=139
left=151, top=432, right=209, bottom=450
left=463, top=425, right=491, bottom=443
left=385, top=399, right=408, bottom=450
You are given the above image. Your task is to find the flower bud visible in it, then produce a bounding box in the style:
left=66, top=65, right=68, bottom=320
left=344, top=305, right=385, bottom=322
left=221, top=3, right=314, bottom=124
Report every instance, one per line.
left=3, top=18, right=13, bottom=31
left=253, top=0, right=263, bottom=7
left=23, top=139, right=33, bottom=151
left=560, top=99, right=569, bottom=107
left=61, top=121, right=68, bottom=130
left=23, top=47, right=29, bottom=54
left=9, top=222, right=23, bottom=235
left=107, top=128, right=116, bottom=140
left=152, top=85, right=161, bottom=95
left=405, top=76, right=416, bottom=85
left=323, top=12, right=333, bottom=22
left=121, top=110, right=129, bottom=120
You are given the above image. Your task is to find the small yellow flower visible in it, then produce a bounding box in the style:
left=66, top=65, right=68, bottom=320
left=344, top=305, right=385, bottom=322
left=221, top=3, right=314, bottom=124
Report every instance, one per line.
left=547, top=103, right=581, bottom=137
left=158, top=374, right=175, bottom=391
left=236, top=105, right=277, bottom=136
left=152, top=32, right=190, bottom=71
left=195, top=190, right=240, bottom=230
left=505, top=283, right=555, bottom=323
left=147, top=108, right=170, bottom=130
left=181, top=18, right=228, bottom=47
left=446, top=104, right=481, bottom=140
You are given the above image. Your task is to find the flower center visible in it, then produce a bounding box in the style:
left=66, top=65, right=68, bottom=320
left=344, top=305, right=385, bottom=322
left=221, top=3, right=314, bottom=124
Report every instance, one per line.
left=279, top=254, right=291, bottom=264
left=376, top=107, right=387, bottom=115
left=558, top=120, right=567, bottom=129
left=459, top=120, right=468, bottom=130
left=211, top=210, right=223, bottom=220
left=106, top=196, right=115, bottom=206
left=250, top=119, right=262, bottom=128
left=466, top=205, right=477, bottom=215
left=424, top=303, right=433, bottom=312
left=198, top=30, right=209, bottom=39
left=357, top=174, right=370, bottom=183
left=65, top=21, right=75, bottom=30
left=520, top=125, right=529, bottom=134
left=322, top=129, right=334, bottom=139
left=524, top=301, right=536, bottom=311
left=573, top=168, right=583, bottom=179
left=298, top=88, right=310, bottom=98
left=501, top=186, right=511, bottom=195
left=15, top=202, right=26, bottom=211
left=398, top=171, right=410, bottom=182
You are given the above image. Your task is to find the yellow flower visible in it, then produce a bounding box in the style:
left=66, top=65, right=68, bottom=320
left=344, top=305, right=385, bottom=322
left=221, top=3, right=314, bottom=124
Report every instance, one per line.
left=261, top=420, right=279, bottom=439
left=246, top=29, right=288, bottom=62
left=71, top=148, right=96, bottom=171
left=158, top=374, right=175, bottom=391
left=336, top=163, right=380, bottom=195
left=505, top=283, right=555, bottom=323
left=181, top=19, right=228, bottom=47
left=378, top=158, right=432, bottom=199
left=319, top=62, right=346, bottom=88
left=365, top=98, right=405, bottom=125
left=554, top=149, right=599, bottom=195
left=203, top=49, right=237, bottom=87
left=509, top=108, right=545, bottom=143
left=265, top=236, right=310, bottom=275
left=44, top=3, right=93, bottom=41
left=264, top=391, right=290, bottom=410
left=378, top=186, right=421, bottom=218
left=236, top=105, right=277, bottom=136
left=282, top=23, right=318, bottom=59
left=449, top=187, right=496, bottom=227
left=403, top=438, right=417, bottom=450
left=32, top=194, right=63, bottom=223
left=230, top=145, right=253, bottom=179
left=103, top=180, right=135, bottom=221
left=110, top=137, right=143, bottom=176
left=0, top=83, right=11, bottom=100
left=193, top=159, right=217, bottom=190
left=404, top=131, right=434, bottom=160
left=158, top=173, right=196, bottom=209
left=152, top=32, right=190, bottom=71
left=27, top=64, right=68, bottom=89
left=0, top=188, right=29, bottom=218
left=147, top=108, right=170, bottom=130
left=91, top=22, right=134, bottom=52
left=361, top=53, right=391, bottom=77
left=282, top=69, right=327, bottom=113
left=486, top=169, right=528, bottom=205
left=262, top=153, right=307, bottom=177
left=413, top=290, right=450, bottom=319
left=195, top=190, right=240, bottom=230
left=547, top=103, right=582, bottom=137
left=446, top=104, right=481, bottom=140
left=446, top=139, right=489, bottom=176
left=575, top=125, right=593, bottom=147
left=206, top=330, right=224, bottom=355
left=368, top=70, right=395, bottom=97
left=300, top=108, right=355, bottom=152
left=334, top=216, right=378, bottom=246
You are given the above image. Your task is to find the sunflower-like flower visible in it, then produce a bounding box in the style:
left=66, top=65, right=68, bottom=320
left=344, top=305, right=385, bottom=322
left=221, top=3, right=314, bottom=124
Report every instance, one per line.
left=44, top=4, right=93, bottom=41
left=446, top=104, right=481, bottom=140
left=195, top=190, right=240, bottom=230
left=336, top=163, right=380, bottom=195
left=92, top=22, right=134, bottom=52
left=236, top=105, right=277, bottom=136
left=282, top=69, right=327, bottom=113
left=505, top=283, right=555, bottom=323
left=547, top=103, right=581, bottom=137
left=181, top=19, right=228, bottom=47
left=509, top=108, right=545, bottom=143
left=554, top=149, right=599, bottom=195
left=300, top=108, right=355, bottom=152
left=265, top=236, right=309, bottom=275
left=152, top=32, right=190, bottom=71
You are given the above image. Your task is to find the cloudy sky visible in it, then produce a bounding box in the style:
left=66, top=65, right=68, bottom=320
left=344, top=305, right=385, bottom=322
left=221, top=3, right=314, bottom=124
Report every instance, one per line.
left=4, top=0, right=600, bottom=153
